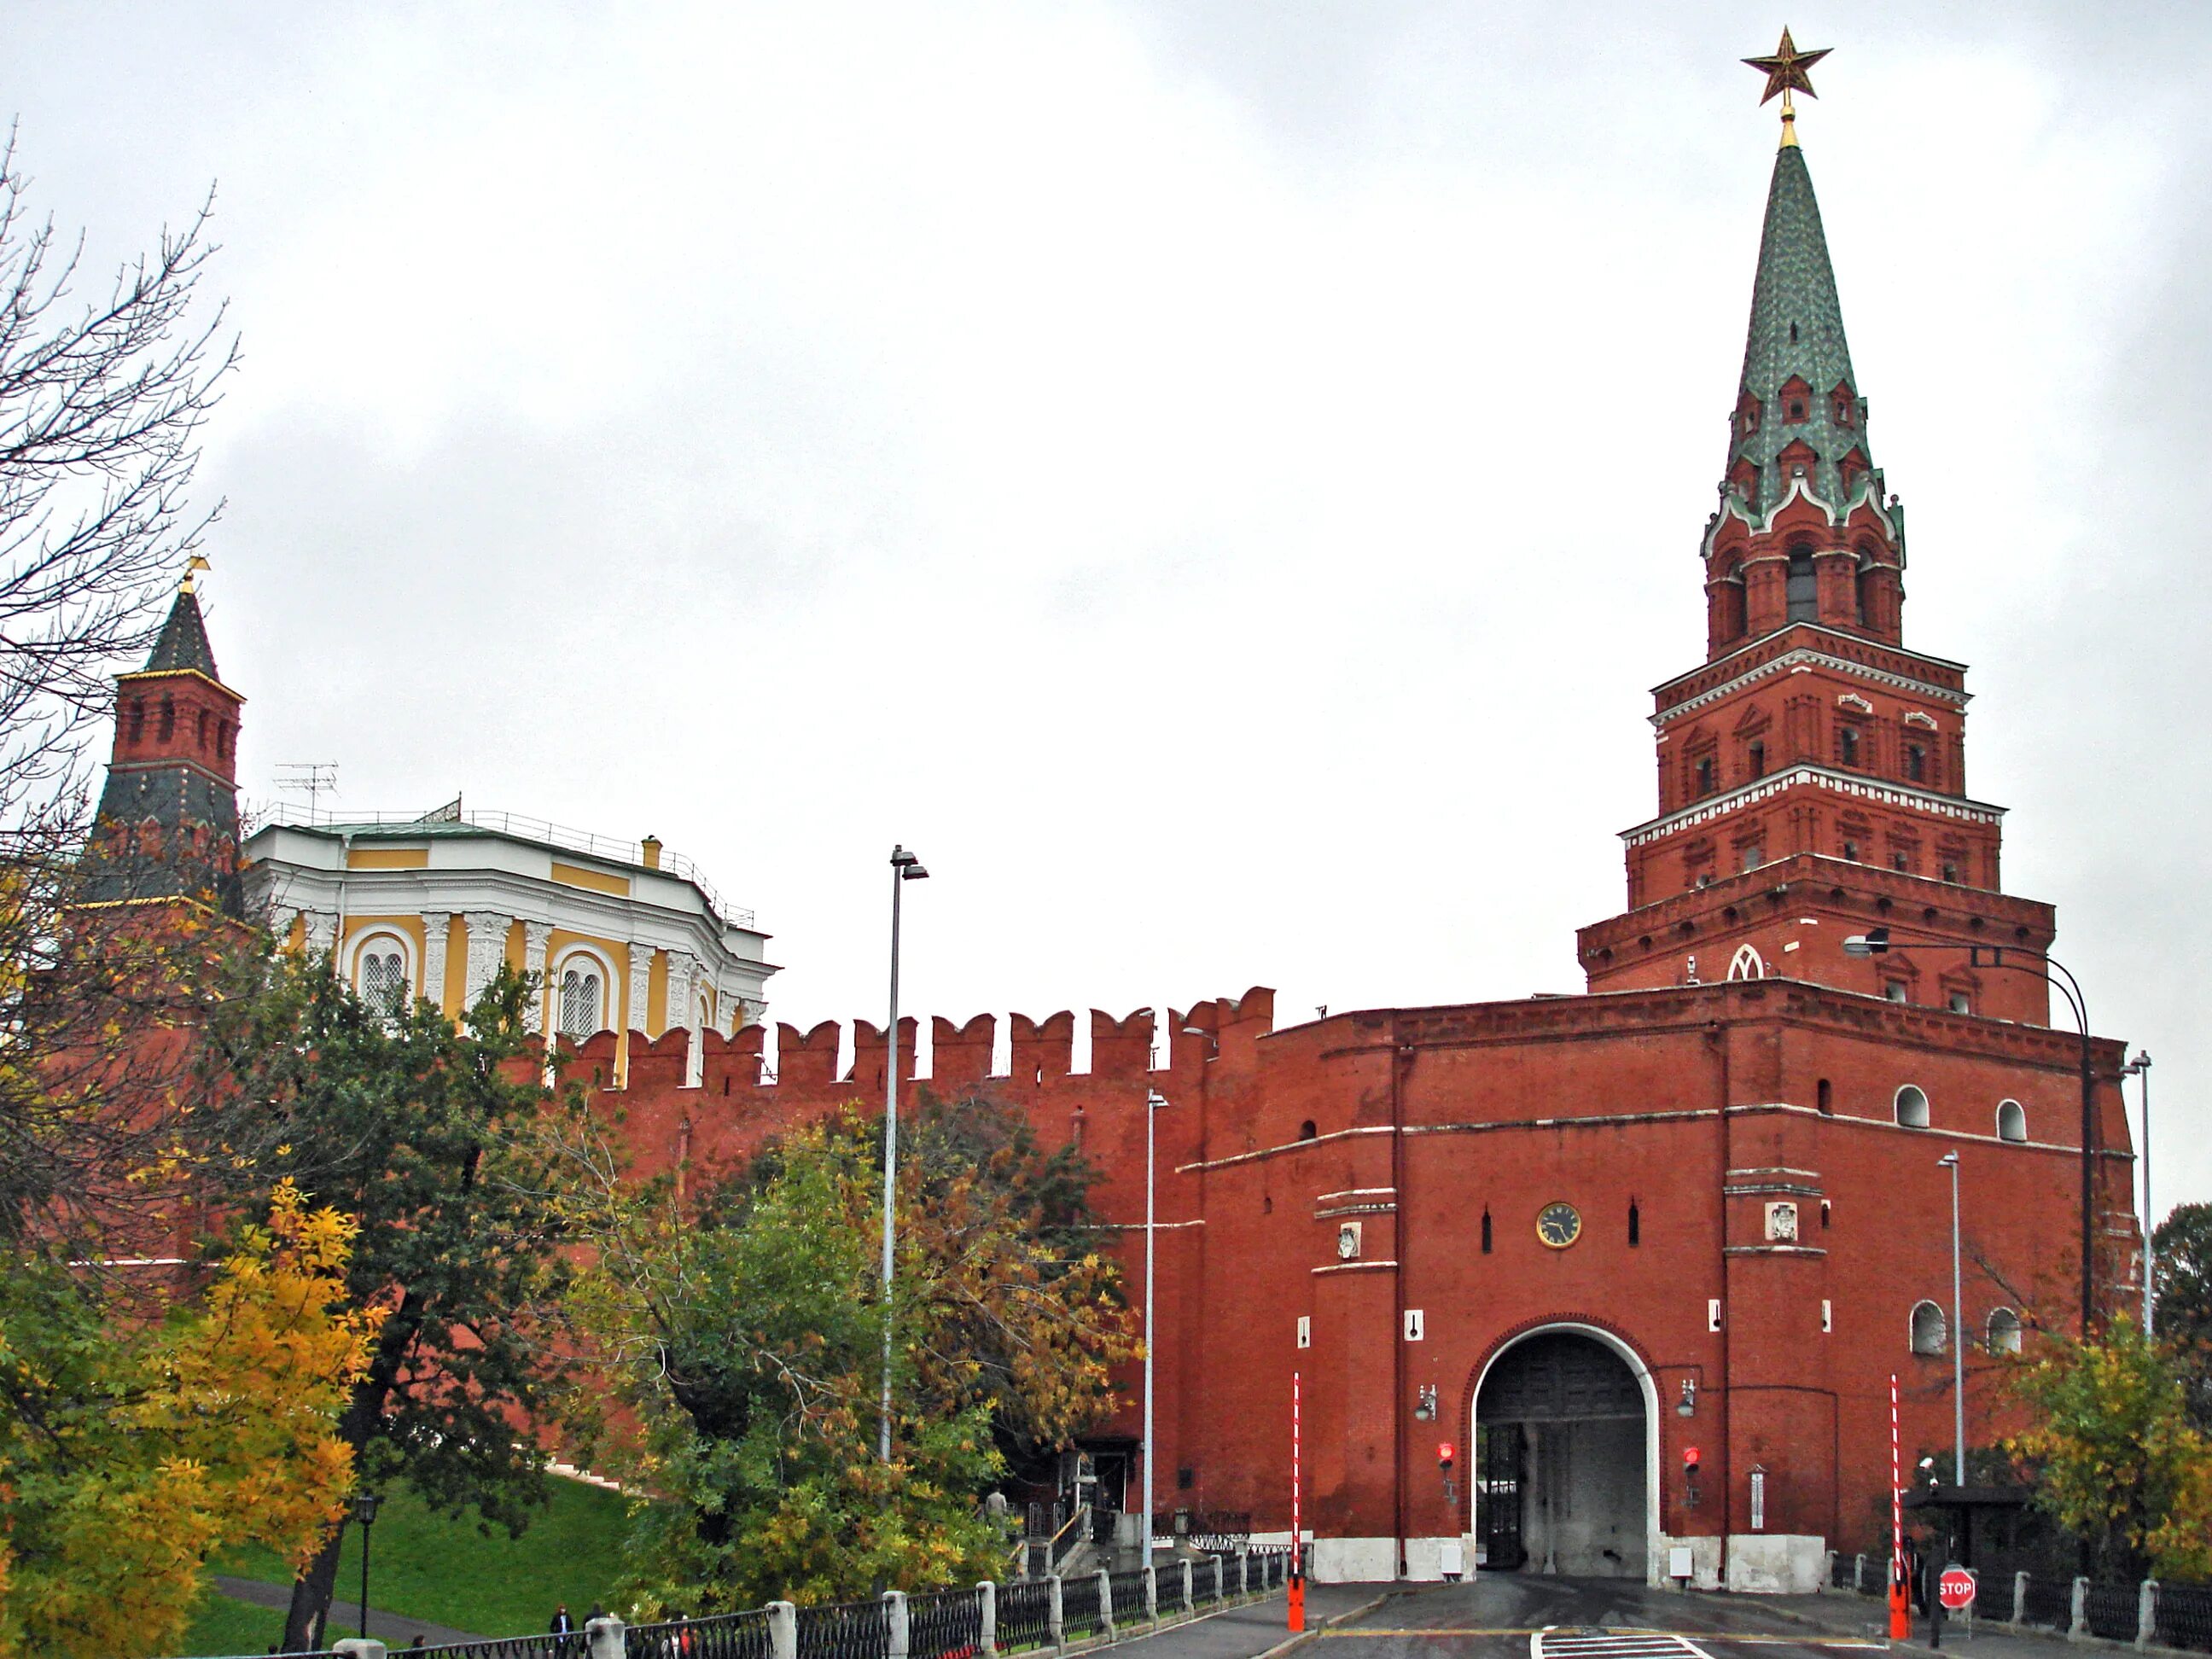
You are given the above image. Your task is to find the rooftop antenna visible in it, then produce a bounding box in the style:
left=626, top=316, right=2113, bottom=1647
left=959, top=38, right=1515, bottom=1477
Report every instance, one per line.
left=275, top=761, right=339, bottom=825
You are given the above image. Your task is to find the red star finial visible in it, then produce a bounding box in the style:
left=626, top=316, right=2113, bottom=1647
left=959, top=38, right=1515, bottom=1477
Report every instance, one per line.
left=1743, top=27, right=1831, bottom=105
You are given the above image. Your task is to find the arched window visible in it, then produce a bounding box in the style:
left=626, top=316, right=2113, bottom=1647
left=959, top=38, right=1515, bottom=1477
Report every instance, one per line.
left=1895, top=1085, right=1930, bottom=1128
left=1786, top=546, right=1818, bottom=622
left=558, top=959, right=608, bottom=1039
left=1986, top=1307, right=2023, bottom=1354
left=1910, top=1301, right=1947, bottom=1355
left=1297, top=1119, right=1318, bottom=1141
left=1817, top=1078, right=1833, bottom=1115
left=354, top=934, right=410, bottom=1015
left=1996, top=1100, right=2027, bottom=1143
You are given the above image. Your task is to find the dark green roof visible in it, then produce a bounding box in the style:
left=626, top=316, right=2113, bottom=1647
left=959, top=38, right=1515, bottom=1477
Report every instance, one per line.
left=142, top=586, right=220, bottom=678
left=1726, top=143, right=1878, bottom=516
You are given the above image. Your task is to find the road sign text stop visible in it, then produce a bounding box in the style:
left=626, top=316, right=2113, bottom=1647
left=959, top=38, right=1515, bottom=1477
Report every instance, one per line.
left=1939, top=1567, right=1976, bottom=1611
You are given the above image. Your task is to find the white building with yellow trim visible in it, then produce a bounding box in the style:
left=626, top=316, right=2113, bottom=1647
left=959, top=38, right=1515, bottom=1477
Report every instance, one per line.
left=243, top=804, right=775, bottom=1085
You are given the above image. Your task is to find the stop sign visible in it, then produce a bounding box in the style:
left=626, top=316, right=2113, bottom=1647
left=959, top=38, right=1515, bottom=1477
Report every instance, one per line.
left=1939, top=1567, right=1976, bottom=1611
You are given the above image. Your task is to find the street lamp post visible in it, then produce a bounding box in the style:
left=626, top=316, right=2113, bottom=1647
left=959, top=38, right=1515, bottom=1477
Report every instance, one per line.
left=1938, top=1153, right=1965, bottom=1487
left=351, top=1492, right=382, bottom=1641
left=2127, top=1051, right=2153, bottom=1333
left=1143, top=1089, right=1167, bottom=1565
left=879, top=845, right=928, bottom=1464
left=1845, top=928, right=2102, bottom=1336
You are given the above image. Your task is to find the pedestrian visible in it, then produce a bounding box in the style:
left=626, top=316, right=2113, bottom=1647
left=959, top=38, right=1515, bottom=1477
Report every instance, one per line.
left=551, top=1600, right=576, bottom=1657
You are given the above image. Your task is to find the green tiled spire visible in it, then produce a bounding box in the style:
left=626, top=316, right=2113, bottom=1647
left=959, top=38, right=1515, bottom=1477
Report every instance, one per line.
left=1726, top=143, right=1875, bottom=515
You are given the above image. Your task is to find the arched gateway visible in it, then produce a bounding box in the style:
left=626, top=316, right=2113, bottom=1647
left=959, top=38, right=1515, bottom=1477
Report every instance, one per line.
left=1473, top=1327, right=1655, bottom=1580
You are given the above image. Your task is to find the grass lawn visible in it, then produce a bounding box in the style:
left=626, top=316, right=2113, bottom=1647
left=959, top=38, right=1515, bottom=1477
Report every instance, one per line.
left=178, top=1591, right=287, bottom=1657
left=210, top=1474, right=632, bottom=1642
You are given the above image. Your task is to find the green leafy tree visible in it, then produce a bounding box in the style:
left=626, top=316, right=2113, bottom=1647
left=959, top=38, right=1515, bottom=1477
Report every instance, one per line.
left=2004, top=1313, right=2212, bottom=1580
left=562, top=1095, right=1138, bottom=1610
left=2153, top=1202, right=2212, bottom=1431
left=0, top=1184, right=379, bottom=1659
left=196, top=948, right=579, bottom=1650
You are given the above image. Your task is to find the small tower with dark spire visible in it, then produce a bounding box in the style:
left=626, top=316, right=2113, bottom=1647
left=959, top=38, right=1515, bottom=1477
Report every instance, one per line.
left=83, top=562, right=245, bottom=914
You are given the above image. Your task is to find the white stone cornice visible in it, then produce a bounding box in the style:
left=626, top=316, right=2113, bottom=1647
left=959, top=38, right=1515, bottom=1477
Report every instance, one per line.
left=1653, top=644, right=1970, bottom=728
left=1620, top=764, right=2006, bottom=847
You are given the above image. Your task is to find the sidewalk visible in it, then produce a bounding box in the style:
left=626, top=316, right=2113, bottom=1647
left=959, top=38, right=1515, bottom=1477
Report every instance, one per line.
left=208, top=1575, right=488, bottom=1650
left=1760, top=1590, right=2192, bottom=1659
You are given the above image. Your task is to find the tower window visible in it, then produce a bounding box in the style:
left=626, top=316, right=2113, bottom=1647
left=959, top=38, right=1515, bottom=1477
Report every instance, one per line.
left=1986, top=1307, right=2023, bottom=1354
left=1842, top=839, right=1859, bottom=862
left=1892, top=852, right=1912, bottom=873
left=1817, top=1078, right=1832, bottom=1115
left=1885, top=981, right=1909, bottom=1004
left=1786, top=547, right=1817, bottom=621
left=1837, top=726, right=1860, bottom=767
left=1748, top=739, right=1766, bottom=779
left=1695, top=756, right=1716, bottom=797
left=127, top=700, right=145, bottom=742
left=217, top=721, right=232, bottom=760
left=1895, top=1084, right=1930, bottom=1126
left=1628, top=1202, right=1641, bottom=1246
left=1740, top=844, right=1762, bottom=872
left=195, top=710, right=210, bottom=750
left=1906, top=744, right=1926, bottom=783
left=1997, top=1100, right=2027, bottom=1143
left=1910, top=1301, right=1947, bottom=1355
left=1297, top=1119, right=1318, bottom=1142
left=1481, top=1209, right=1493, bottom=1254
left=159, top=698, right=174, bottom=740
left=1947, top=991, right=1970, bottom=1015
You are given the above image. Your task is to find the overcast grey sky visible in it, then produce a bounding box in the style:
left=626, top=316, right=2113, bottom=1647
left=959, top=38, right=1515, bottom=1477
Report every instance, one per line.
left=9, top=3, right=2208, bottom=1214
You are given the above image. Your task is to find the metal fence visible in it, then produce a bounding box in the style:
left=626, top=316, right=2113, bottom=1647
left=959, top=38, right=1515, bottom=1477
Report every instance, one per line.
left=908, top=1586, right=984, bottom=1659
left=995, top=1579, right=1054, bottom=1652
left=2018, top=1573, right=2073, bottom=1630
left=1057, top=1571, right=1103, bottom=1641
left=2159, top=1581, right=2212, bottom=1652
left=2082, top=1579, right=2138, bottom=1642
left=1105, top=1568, right=1149, bottom=1627
left=621, top=1610, right=775, bottom=1659
left=795, top=1598, right=892, bottom=1659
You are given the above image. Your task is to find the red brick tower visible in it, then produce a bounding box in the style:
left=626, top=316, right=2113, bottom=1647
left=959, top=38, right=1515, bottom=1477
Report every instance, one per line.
left=1575, top=117, right=2053, bottom=1022
left=83, top=568, right=246, bottom=915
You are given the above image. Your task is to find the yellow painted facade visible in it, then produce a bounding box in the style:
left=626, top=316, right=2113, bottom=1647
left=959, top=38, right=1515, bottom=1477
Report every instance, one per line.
left=550, top=861, right=630, bottom=897
left=346, top=846, right=430, bottom=870
left=443, top=915, right=469, bottom=1018
left=647, top=949, right=668, bottom=1037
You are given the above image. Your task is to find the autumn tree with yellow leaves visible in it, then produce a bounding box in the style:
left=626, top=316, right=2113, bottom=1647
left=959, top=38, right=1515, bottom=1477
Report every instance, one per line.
left=0, top=1182, right=380, bottom=1659
left=559, top=1094, right=1139, bottom=1612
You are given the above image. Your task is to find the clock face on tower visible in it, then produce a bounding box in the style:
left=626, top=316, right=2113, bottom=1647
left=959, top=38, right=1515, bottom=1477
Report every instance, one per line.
left=1536, top=1202, right=1582, bottom=1249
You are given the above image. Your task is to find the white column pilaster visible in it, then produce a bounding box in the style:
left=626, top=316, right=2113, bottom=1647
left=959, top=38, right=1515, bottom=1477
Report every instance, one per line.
left=420, top=912, right=451, bottom=1011
left=300, top=908, right=338, bottom=962
left=665, top=950, right=701, bottom=1085
left=462, top=911, right=511, bottom=1010
left=627, top=944, right=655, bottom=1035
left=521, top=921, right=553, bottom=1033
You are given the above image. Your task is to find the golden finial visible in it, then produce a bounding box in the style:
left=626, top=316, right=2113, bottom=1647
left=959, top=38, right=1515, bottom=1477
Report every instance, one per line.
left=180, top=554, right=211, bottom=597
left=1743, top=27, right=1831, bottom=148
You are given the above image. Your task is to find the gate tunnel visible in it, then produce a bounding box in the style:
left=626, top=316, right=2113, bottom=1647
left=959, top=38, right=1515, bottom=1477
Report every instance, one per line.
left=1474, top=1329, right=1651, bottom=1579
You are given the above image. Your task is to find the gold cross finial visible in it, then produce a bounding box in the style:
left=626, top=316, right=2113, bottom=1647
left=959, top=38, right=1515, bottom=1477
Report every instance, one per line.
left=1743, top=27, right=1831, bottom=148
left=180, top=554, right=211, bottom=597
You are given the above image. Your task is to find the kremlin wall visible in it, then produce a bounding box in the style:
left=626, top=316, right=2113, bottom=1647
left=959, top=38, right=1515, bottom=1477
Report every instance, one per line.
left=84, top=76, right=2144, bottom=1595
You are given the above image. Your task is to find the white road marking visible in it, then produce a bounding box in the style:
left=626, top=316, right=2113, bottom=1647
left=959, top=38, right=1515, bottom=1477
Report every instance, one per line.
left=1531, top=1627, right=1720, bottom=1659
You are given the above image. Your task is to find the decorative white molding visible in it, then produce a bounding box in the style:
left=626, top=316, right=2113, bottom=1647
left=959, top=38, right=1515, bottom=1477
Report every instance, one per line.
left=1621, top=763, right=2005, bottom=847
left=1655, top=646, right=1970, bottom=728
left=664, top=950, right=701, bottom=1086
left=300, top=908, right=337, bottom=958
left=521, top=921, right=553, bottom=1033
left=420, top=911, right=451, bottom=1010
left=1903, top=709, right=1939, bottom=729
left=627, top=943, right=654, bottom=1035
left=1837, top=693, right=1874, bottom=713
left=462, top=911, right=510, bottom=1008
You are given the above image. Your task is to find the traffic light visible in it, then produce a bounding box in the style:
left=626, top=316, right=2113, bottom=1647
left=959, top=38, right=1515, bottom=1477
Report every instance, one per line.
left=1682, top=1445, right=1701, bottom=1477
left=1437, top=1441, right=1455, bottom=1474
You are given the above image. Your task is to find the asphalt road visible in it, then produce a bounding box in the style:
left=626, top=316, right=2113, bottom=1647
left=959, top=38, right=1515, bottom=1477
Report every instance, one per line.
left=1306, top=1578, right=1889, bottom=1659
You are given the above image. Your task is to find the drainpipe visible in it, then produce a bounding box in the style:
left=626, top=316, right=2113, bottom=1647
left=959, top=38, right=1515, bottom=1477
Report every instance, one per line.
left=1390, top=1032, right=1412, bottom=1578
left=1707, top=1015, right=1732, bottom=1592
left=333, top=830, right=353, bottom=978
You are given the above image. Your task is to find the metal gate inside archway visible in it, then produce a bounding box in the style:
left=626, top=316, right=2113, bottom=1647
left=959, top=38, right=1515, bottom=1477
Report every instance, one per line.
left=1475, top=1331, right=1648, bottom=1579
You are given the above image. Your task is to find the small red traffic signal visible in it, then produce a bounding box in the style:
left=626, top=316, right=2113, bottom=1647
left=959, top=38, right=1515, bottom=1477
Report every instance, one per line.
left=1682, top=1445, right=1701, bottom=1476
left=1437, top=1441, right=1455, bottom=1469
